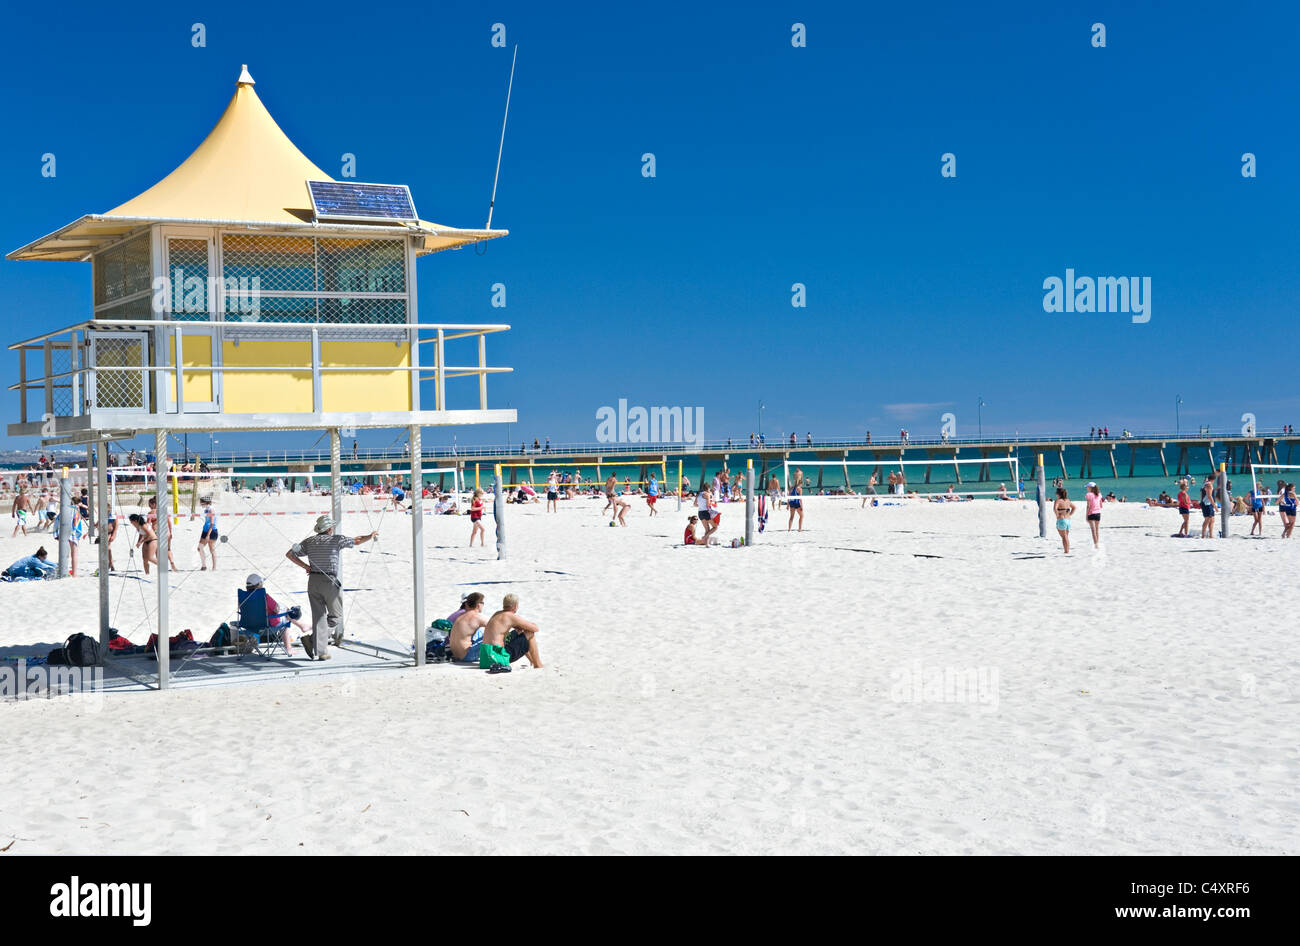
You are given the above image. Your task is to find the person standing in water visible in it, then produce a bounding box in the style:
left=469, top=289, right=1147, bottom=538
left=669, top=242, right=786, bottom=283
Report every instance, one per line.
left=1084, top=482, right=1103, bottom=548
left=1053, top=487, right=1075, bottom=554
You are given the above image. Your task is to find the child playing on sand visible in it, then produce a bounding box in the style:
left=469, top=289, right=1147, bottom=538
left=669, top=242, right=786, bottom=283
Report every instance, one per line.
left=684, top=515, right=698, bottom=545
left=469, top=489, right=486, bottom=546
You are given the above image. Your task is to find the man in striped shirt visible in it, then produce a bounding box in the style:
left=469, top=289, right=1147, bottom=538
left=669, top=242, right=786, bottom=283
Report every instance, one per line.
left=285, top=515, right=378, bottom=659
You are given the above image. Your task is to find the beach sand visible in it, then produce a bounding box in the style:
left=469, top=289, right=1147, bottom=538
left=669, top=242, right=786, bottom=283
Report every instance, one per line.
left=1, top=491, right=1296, bottom=855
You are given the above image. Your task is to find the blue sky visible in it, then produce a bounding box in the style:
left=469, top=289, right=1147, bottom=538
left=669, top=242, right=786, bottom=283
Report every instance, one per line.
left=2, top=1, right=1297, bottom=451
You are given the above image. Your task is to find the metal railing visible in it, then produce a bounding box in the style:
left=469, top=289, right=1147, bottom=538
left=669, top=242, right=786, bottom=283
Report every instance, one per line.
left=9, top=318, right=512, bottom=421
left=165, top=427, right=1298, bottom=469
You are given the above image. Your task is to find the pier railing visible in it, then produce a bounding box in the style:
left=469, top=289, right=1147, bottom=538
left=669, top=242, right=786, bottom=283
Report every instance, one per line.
left=130, top=428, right=1296, bottom=469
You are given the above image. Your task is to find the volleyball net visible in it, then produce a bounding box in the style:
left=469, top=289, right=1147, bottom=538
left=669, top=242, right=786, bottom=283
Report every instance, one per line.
left=781, top=455, right=1023, bottom=499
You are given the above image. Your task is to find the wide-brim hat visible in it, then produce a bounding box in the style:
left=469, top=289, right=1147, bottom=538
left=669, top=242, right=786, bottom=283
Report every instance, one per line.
left=313, top=515, right=335, bottom=534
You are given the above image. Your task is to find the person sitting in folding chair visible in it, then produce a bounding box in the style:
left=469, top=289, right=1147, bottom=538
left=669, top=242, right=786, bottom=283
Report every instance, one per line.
left=236, top=573, right=306, bottom=657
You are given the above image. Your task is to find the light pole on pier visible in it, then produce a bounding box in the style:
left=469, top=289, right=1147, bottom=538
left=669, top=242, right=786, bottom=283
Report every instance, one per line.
left=978, top=398, right=986, bottom=439
left=1176, top=395, right=1183, bottom=435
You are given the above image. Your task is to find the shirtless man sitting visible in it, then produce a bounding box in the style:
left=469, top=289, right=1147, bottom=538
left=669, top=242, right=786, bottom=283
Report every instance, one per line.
left=479, top=593, right=542, bottom=672
left=449, top=592, right=488, bottom=664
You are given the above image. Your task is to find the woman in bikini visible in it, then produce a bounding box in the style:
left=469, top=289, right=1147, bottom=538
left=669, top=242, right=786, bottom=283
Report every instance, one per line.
left=469, top=489, right=486, bottom=546
left=787, top=468, right=805, bottom=532
left=129, top=513, right=158, bottom=574
left=196, top=497, right=219, bottom=570
left=1053, top=487, right=1075, bottom=554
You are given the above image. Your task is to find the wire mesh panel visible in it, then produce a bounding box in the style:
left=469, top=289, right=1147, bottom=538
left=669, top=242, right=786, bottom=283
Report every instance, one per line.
left=50, top=343, right=75, bottom=416
left=319, top=296, right=406, bottom=324
left=222, top=234, right=315, bottom=294
left=90, top=334, right=147, bottom=411
left=167, top=238, right=211, bottom=321
left=94, top=233, right=152, bottom=306
left=318, top=238, right=405, bottom=293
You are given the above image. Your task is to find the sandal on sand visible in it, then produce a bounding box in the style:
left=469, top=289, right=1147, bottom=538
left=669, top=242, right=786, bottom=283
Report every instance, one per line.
left=487, top=664, right=511, bottom=674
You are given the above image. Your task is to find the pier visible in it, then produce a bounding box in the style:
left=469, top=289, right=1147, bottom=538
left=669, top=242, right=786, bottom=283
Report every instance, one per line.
left=160, top=430, right=1299, bottom=487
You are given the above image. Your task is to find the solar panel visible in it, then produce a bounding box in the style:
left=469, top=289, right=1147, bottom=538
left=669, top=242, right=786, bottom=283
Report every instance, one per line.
left=307, top=181, right=419, bottom=223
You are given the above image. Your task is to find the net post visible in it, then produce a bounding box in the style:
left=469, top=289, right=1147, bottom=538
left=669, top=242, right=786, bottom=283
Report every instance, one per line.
left=745, top=460, right=755, bottom=547
left=411, top=425, right=425, bottom=666
left=57, top=467, right=71, bottom=578
left=96, top=442, right=111, bottom=650
left=1036, top=453, right=1048, bottom=538
left=494, top=464, right=506, bottom=560
left=1217, top=463, right=1229, bottom=539
left=155, top=430, right=170, bottom=690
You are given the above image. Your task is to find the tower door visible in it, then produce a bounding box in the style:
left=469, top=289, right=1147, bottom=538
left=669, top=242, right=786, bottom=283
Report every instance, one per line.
left=161, top=232, right=221, bottom=413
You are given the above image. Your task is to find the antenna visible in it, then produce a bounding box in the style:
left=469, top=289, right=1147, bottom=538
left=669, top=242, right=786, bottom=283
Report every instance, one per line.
left=486, top=45, right=517, bottom=231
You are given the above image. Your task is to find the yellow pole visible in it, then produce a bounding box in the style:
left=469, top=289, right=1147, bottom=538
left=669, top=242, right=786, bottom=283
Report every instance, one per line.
left=677, top=459, right=683, bottom=494
left=171, top=469, right=180, bottom=524
left=474, top=463, right=480, bottom=489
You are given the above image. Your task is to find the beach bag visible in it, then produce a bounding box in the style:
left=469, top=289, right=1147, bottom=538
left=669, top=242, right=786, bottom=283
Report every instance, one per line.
left=210, top=623, right=235, bottom=648
left=64, top=633, right=102, bottom=667
left=425, top=619, right=453, bottom=659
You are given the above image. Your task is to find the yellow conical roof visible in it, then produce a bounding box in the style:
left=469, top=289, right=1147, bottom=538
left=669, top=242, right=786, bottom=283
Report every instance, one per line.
left=8, top=66, right=506, bottom=261
left=107, top=67, right=331, bottom=223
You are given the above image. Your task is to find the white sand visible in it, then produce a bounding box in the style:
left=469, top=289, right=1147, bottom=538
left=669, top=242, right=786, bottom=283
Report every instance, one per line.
left=1, top=491, right=1296, bottom=855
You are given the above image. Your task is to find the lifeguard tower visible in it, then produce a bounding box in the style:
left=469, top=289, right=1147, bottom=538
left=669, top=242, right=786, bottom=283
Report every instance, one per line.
left=7, top=66, right=516, bottom=687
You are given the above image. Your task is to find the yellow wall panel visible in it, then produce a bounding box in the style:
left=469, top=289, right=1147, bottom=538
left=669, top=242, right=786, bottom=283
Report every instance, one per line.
left=321, top=341, right=411, bottom=412
left=168, top=334, right=215, bottom=403
left=220, top=340, right=313, bottom=413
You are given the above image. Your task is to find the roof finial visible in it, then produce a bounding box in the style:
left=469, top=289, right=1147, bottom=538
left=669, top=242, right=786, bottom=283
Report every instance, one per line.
left=237, top=64, right=255, bottom=86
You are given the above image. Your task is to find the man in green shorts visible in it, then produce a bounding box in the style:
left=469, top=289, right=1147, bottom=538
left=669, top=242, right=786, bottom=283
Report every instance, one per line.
left=479, top=593, right=542, bottom=673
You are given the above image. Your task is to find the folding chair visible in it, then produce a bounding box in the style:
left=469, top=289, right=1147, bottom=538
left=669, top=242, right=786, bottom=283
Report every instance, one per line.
left=233, top=587, right=292, bottom=657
